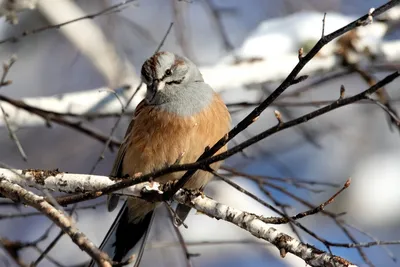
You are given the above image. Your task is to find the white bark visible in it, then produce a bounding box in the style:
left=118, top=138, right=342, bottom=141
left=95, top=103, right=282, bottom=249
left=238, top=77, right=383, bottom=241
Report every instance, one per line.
left=175, top=190, right=358, bottom=267
left=0, top=178, right=112, bottom=266
left=0, top=167, right=357, bottom=267
left=0, top=168, right=161, bottom=197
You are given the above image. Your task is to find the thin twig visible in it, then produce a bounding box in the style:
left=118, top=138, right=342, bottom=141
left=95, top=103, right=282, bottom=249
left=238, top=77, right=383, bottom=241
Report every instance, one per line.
left=49, top=71, right=400, bottom=207
left=165, top=0, right=400, bottom=199
left=0, top=94, right=121, bottom=147
left=0, top=180, right=112, bottom=267
left=0, top=202, right=105, bottom=220
left=0, top=104, right=27, bottom=161
left=0, top=0, right=138, bottom=45
left=343, top=221, right=396, bottom=262
left=322, top=13, right=327, bottom=38
left=166, top=205, right=196, bottom=267
left=32, top=230, right=64, bottom=266
left=367, top=96, right=400, bottom=125
left=0, top=56, right=27, bottom=161
left=221, top=166, right=339, bottom=188
left=212, top=170, right=349, bottom=224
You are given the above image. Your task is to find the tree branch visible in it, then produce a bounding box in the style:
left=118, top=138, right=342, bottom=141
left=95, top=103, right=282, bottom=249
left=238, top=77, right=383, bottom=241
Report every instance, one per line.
left=165, top=0, right=400, bottom=198
left=0, top=179, right=112, bottom=267
left=0, top=168, right=356, bottom=267
left=174, top=190, right=356, bottom=267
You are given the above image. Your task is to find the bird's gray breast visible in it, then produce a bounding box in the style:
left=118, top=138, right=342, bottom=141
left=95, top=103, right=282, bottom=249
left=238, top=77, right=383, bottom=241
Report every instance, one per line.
left=151, top=81, right=214, bottom=117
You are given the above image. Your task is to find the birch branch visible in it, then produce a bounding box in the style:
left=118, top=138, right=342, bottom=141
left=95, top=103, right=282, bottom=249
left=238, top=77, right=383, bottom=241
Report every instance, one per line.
left=0, top=178, right=112, bottom=267
left=0, top=167, right=356, bottom=267
left=175, top=191, right=357, bottom=267
left=0, top=168, right=160, bottom=198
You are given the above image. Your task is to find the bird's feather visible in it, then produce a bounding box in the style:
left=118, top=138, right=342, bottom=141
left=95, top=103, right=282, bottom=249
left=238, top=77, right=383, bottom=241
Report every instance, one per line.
left=107, top=100, right=148, bottom=212
left=93, top=52, right=231, bottom=266
left=88, top=202, right=155, bottom=267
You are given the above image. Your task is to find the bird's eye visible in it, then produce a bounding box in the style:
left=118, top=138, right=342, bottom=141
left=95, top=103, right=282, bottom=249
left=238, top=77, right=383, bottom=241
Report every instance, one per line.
left=165, top=69, right=172, bottom=76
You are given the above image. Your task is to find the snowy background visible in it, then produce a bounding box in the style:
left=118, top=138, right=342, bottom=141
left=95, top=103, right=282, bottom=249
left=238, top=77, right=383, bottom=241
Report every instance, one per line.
left=0, top=0, right=399, bottom=266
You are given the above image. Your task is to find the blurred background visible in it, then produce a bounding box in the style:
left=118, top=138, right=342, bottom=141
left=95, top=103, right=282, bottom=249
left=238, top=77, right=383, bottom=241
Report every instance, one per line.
left=0, top=0, right=399, bottom=266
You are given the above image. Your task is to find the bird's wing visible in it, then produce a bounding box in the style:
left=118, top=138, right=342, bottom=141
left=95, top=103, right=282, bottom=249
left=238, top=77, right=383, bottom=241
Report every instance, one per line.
left=107, top=99, right=148, bottom=212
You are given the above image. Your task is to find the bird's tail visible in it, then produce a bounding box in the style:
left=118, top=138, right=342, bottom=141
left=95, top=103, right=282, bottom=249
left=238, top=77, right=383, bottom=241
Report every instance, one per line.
left=88, top=201, right=155, bottom=267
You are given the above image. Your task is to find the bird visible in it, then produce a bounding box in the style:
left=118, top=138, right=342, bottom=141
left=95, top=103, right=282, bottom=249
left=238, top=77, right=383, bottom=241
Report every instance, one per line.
left=89, top=51, right=231, bottom=266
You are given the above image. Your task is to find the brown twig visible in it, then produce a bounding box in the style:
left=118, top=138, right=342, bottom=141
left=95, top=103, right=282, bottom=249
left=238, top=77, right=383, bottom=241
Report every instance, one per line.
left=321, top=13, right=327, bottom=38
left=221, top=166, right=339, bottom=188
left=0, top=104, right=27, bottom=161
left=351, top=63, right=400, bottom=131
left=166, top=205, right=197, bottom=267
left=0, top=0, right=138, bottom=45
left=212, top=170, right=349, bottom=224
left=0, top=201, right=105, bottom=220
left=343, top=221, right=396, bottom=262
left=0, top=56, right=27, bottom=161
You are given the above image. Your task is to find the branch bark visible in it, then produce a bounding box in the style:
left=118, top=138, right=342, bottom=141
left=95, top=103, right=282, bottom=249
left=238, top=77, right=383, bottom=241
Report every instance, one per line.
left=175, top=190, right=357, bottom=267
left=0, top=168, right=160, bottom=198
left=0, top=168, right=356, bottom=267
left=0, top=178, right=112, bottom=267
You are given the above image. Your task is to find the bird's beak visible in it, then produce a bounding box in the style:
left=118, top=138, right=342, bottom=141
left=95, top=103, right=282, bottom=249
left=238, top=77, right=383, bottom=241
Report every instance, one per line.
left=147, top=84, right=157, bottom=102
left=147, top=80, right=165, bottom=102
left=155, top=80, right=165, bottom=90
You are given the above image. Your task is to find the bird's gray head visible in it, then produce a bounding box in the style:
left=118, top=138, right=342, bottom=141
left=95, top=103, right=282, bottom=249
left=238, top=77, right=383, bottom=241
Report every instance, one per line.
left=141, top=51, right=205, bottom=103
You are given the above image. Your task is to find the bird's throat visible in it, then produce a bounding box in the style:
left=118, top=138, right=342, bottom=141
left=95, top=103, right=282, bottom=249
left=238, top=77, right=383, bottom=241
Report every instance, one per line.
left=150, top=82, right=214, bottom=117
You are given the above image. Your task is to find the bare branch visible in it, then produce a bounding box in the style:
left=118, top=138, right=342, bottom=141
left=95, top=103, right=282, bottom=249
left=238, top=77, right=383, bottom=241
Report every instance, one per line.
left=0, top=179, right=112, bottom=267
left=165, top=0, right=400, bottom=198
left=175, top=190, right=356, bottom=267
left=0, top=168, right=356, bottom=266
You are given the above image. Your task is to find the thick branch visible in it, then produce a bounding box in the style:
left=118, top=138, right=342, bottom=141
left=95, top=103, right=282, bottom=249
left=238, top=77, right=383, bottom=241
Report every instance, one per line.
left=175, top=191, right=356, bottom=267
left=0, top=168, right=159, bottom=199
left=0, top=179, right=112, bottom=267
left=0, top=168, right=356, bottom=267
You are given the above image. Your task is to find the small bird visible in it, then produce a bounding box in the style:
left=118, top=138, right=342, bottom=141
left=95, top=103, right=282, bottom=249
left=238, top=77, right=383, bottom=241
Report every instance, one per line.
left=89, top=51, right=231, bottom=266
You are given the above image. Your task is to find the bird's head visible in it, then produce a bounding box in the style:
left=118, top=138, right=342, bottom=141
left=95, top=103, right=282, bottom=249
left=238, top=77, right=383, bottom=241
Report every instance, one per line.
left=141, top=51, right=203, bottom=102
